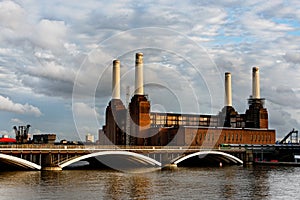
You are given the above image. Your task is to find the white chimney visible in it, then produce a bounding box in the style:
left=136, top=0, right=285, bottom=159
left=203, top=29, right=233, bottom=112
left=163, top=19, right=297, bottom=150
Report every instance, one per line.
left=112, top=60, right=121, bottom=99
left=134, top=52, right=144, bottom=95
left=225, top=72, right=232, bottom=107
left=252, top=67, right=260, bottom=99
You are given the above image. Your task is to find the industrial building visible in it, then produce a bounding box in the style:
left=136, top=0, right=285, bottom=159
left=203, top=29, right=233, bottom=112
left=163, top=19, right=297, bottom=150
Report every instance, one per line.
left=32, top=134, right=56, bottom=144
left=100, top=53, right=275, bottom=147
left=12, top=125, right=57, bottom=144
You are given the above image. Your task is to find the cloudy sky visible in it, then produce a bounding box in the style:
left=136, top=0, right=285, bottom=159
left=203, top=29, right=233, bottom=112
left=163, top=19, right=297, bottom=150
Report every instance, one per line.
left=0, top=0, right=299, bottom=141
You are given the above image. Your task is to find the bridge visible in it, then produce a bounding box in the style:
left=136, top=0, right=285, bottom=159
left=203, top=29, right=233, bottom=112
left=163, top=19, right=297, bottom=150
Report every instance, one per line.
left=0, top=145, right=245, bottom=171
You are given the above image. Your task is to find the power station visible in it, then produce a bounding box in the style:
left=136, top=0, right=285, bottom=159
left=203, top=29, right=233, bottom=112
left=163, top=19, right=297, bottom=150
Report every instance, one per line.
left=100, top=53, right=276, bottom=147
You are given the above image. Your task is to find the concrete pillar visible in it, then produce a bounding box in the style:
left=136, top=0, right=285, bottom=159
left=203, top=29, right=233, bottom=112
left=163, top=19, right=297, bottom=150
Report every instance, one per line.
left=41, top=153, right=62, bottom=171
left=252, top=67, right=260, bottom=99
left=134, top=53, right=144, bottom=95
left=112, top=60, right=121, bottom=99
left=245, top=150, right=254, bottom=166
left=225, top=72, right=232, bottom=107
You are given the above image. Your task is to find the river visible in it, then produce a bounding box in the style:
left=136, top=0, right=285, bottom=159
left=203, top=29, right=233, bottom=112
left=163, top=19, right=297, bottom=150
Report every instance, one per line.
left=0, top=166, right=299, bottom=199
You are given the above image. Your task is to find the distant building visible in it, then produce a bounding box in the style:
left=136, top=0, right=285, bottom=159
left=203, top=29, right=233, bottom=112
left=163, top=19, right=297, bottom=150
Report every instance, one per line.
left=32, top=134, right=56, bottom=144
left=97, top=129, right=104, bottom=144
left=85, top=133, right=94, bottom=143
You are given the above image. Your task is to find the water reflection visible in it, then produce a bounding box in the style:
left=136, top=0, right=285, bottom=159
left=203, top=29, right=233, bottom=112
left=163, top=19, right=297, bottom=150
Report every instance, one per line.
left=216, top=166, right=272, bottom=199
left=250, top=166, right=271, bottom=198
left=0, top=166, right=299, bottom=199
left=221, top=167, right=237, bottom=199
left=104, top=171, right=153, bottom=199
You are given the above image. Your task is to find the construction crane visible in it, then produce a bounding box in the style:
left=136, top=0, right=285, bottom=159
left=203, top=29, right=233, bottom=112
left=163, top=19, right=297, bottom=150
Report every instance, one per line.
left=279, top=128, right=299, bottom=144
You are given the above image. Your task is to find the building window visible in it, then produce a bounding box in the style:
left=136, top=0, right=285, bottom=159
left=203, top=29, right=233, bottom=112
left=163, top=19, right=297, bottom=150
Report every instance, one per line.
left=231, top=122, right=236, bottom=128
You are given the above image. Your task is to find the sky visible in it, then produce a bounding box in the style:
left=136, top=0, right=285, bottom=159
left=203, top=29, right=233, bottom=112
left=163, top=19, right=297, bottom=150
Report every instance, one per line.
left=0, top=0, right=299, bottom=141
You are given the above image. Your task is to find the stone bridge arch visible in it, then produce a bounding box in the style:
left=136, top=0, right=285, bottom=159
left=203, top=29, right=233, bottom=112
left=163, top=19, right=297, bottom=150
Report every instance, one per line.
left=172, top=151, right=243, bottom=166
left=59, top=150, right=162, bottom=169
left=0, top=153, right=41, bottom=170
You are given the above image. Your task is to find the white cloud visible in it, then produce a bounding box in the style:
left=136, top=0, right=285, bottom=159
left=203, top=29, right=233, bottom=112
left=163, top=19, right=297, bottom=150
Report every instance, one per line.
left=72, top=102, right=100, bottom=137
left=34, top=19, right=68, bottom=50
left=73, top=102, right=99, bottom=118
left=24, top=61, right=76, bottom=83
left=0, top=1, right=27, bottom=32
left=0, top=95, right=42, bottom=116
left=0, top=0, right=299, bottom=139
left=283, top=52, right=300, bottom=64
left=10, top=118, right=24, bottom=124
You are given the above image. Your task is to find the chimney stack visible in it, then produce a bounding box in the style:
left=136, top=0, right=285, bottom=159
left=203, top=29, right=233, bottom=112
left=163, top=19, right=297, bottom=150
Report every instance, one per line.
left=252, top=67, right=260, bottom=99
left=134, top=52, right=144, bottom=95
left=225, top=72, right=232, bottom=107
left=112, top=60, right=121, bottom=99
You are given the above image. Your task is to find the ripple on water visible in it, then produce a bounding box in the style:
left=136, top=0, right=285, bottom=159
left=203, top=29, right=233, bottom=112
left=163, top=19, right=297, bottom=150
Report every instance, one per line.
left=0, top=166, right=299, bottom=200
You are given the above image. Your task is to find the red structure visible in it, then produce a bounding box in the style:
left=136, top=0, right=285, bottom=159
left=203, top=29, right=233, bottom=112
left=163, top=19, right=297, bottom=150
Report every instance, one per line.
left=0, top=137, right=16, bottom=144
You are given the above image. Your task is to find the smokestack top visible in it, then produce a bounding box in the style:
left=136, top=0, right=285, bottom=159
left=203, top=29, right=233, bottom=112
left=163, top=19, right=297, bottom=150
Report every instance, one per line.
left=253, top=66, right=259, bottom=72
left=113, top=59, right=120, bottom=65
left=225, top=72, right=231, bottom=76
left=135, top=52, right=143, bottom=64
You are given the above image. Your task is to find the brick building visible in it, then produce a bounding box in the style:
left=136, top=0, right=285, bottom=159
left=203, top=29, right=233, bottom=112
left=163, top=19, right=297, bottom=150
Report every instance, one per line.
left=100, top=53, right=275, bottom=146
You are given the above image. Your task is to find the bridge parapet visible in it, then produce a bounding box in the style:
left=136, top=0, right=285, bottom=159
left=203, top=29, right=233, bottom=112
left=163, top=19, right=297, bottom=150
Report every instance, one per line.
left=0, top=145, right=248, bottom=170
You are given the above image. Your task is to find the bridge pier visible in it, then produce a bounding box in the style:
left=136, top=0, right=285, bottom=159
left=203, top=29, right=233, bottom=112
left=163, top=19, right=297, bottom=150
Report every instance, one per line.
left=159, top=153, right=179, bottom=170
left=41, top=153, right=62, bottom=171
left=244, top=150, right=254, bottom=165
left=162, top=164, right=177, bottom=170
left=161, top=153, right=170, bottom=166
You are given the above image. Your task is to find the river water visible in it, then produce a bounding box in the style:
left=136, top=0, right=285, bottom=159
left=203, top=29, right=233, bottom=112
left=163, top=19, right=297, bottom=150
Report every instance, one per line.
left=0, top=166, right=299, bottom=200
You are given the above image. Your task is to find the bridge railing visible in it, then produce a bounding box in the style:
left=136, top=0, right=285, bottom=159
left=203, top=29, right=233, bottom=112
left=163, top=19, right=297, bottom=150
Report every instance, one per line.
left=0, top=144, right=222, bottom=150
left=0, top=144, right=258, bottom=151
